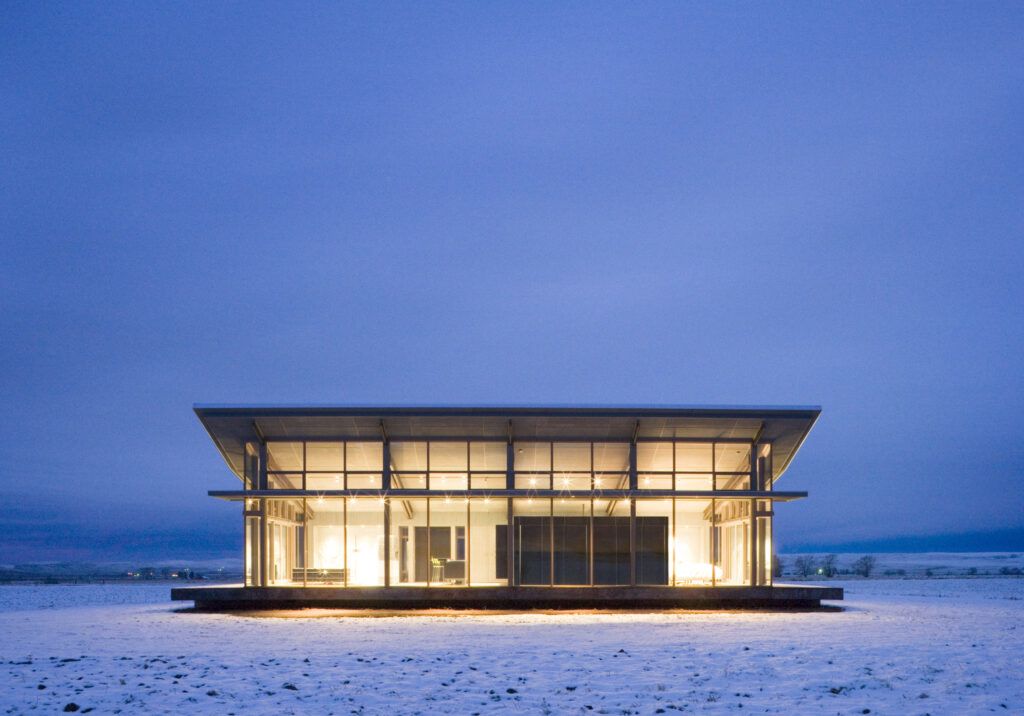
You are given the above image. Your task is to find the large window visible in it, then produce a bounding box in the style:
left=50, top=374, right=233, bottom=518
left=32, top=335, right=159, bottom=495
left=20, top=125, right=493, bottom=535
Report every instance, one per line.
left=515, top=442, right=629, bottom=491
left=673, top=499, right=714, bottom=585
left=390, top=497, right=429, bottom=584
left=470, top=497, right=508, bottom=586
left=592, top=497, right=631, bottom=585
left=553, top=498, right=590, bottom=585
left=304, top=497, right=345, bottom=586
left=635, top=499, right=671, bottom=585
left=637, top=441, right=756, bottom=491
left=512, top=498, right=551, bottom=585
left=345, top=497, right=385, bottom=586
left=390, top=441, right=507, bottom=490
left=265, top=498, right=303, bottom=585
left=265, top=441, right=383, bottom=490
left=388, top=497, right=507, bottom=586
left=715, top=499, right=751, bottom=585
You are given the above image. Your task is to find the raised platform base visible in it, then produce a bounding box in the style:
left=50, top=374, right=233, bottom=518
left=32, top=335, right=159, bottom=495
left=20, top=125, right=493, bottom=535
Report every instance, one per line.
left=171, top=584, right=843, bottom=611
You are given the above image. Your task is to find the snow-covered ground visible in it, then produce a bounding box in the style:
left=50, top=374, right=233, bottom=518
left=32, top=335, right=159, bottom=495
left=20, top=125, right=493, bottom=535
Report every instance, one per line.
left=1, top=578, right=1021, bottom=714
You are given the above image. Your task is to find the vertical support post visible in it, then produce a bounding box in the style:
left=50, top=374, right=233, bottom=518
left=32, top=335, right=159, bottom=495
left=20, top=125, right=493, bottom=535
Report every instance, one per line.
left=257, top=440, right=268, bottom=587
left=628, top=424, right=638, bottom=586
left=588, top=496, right=594, bottom=586
left=241, top=503, right=247, bottom=585
left=549, top=497, right=555, bottom=587
left=711, top=499, right=717, bottom=587
left=505, top=425, right=516, bottom=587
left=383, top=497, right=391, bottom=587
left=343, top=497, right=348, bottom=587
left=506, top=497, right=515, bottom=587
left=749, top=498, right=758, bottom=586
left=629, top=496, right=637, bottom=586
left=258, top=499, right=267, bottom=587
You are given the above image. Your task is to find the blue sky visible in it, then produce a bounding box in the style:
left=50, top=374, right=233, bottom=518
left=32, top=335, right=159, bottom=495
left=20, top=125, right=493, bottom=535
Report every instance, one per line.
left=2, top=3, right=1023, bottom=561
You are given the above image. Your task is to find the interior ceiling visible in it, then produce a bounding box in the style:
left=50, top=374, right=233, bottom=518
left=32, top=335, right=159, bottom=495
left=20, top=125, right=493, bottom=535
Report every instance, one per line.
left=195, top=406, right=820, bottom=484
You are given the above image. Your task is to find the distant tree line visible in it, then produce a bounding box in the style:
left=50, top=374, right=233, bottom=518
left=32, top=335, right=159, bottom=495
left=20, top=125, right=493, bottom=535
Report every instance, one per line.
left=784, top=554, right=876, bottom=578
left=775, top=555, right=1023, bottom=579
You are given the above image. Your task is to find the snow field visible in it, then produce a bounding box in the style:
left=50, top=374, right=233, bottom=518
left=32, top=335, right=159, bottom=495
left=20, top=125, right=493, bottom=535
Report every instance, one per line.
left=1, top=578, right=1021, bottom=714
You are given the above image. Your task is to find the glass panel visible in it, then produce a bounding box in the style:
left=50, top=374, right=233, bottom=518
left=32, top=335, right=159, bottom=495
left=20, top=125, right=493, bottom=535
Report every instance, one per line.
left=675, top=442, right=713, bottom=473
left=470, top=497, right=508, bottom=586
left=675, top=474, right=713, bottom=491
left=593, top=443, right=629, bottom=472
left=514, top=442, right=550, bottom=471
left=267, top=473, right=302, bottom=490
left=715, top=443, right=752, bottom=474
left=267, top=442, right=303, bottom=472
left=637, top=442, right=673, bottom=472
left=345, top=497, right=385, bottom=585
left=429, top=497, right=468, bottom=586
left=305, top=442, right=343, bottom=471
left=674, top=499, right=714, bottom=585
left=592, top=497, right=630, bottom=585
left=715, top=473, right=751, bottom=491
left=552, top=498, right=590, bottom=585
left=592, top=473, right=628, bottom=490
left=347, top=442, right=383, bottom=471
left=265, top=498, right=303, bottom=585
left=305, top=497, right=345, bottom=585
left=391, top=442, right=427, bottom=471
left=456, top=526, right=466, bottom=561
left=470, top=473, right=505, bottom=490
left=715, top=499, right=751, bottom=586
left=305, top=473, right=344, bottom=491
left=470, top=442, right=507, bottom=471
left=244, top=513, right=260, bottom=586
left=513, top=497, right=551, bottom=586
left=553, top=442, right=590, bottom=471
left=392, top=473, right=426, bottom=489
left=515, top=474, right=550, bottom=490
left=430, top=442, right=468, bottom=471
left=553, top=473, right=590, bottom=491
left=430, top=472, right=468, bottom=491
left=390, top=498, right=428, bottom=585
left=346, top=473, right=382, bottom=490
left=639, top=474, right=672, bottom=490
left=636, top=499, right=671, bottom=585
left=757, top=499, right=772, bottom=586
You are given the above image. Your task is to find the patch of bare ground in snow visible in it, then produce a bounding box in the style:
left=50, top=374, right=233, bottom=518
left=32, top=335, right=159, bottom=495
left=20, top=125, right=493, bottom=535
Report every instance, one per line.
left=0, top=578, right=1021, bottom=714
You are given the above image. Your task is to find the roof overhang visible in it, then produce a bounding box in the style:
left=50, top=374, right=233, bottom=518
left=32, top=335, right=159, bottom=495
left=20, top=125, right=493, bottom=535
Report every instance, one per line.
left=194, top=404, right=820, bottom=485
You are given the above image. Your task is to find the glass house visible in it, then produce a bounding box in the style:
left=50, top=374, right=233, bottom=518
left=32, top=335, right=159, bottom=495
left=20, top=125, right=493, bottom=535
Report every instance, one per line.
left=173, top=405, right=843, bottom=609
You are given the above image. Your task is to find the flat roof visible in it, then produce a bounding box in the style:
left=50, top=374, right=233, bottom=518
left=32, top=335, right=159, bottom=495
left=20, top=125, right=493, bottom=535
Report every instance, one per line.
left=195, top=404, right=820, bottom=484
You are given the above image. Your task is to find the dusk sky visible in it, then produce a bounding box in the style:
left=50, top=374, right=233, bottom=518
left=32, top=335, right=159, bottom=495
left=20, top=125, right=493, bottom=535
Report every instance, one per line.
left=2, top=3, right=1023, bottom=563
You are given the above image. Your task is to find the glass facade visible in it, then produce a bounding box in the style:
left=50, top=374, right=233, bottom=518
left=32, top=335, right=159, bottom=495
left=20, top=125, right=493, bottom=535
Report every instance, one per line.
left=236, top=437, right=776, bottom=589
